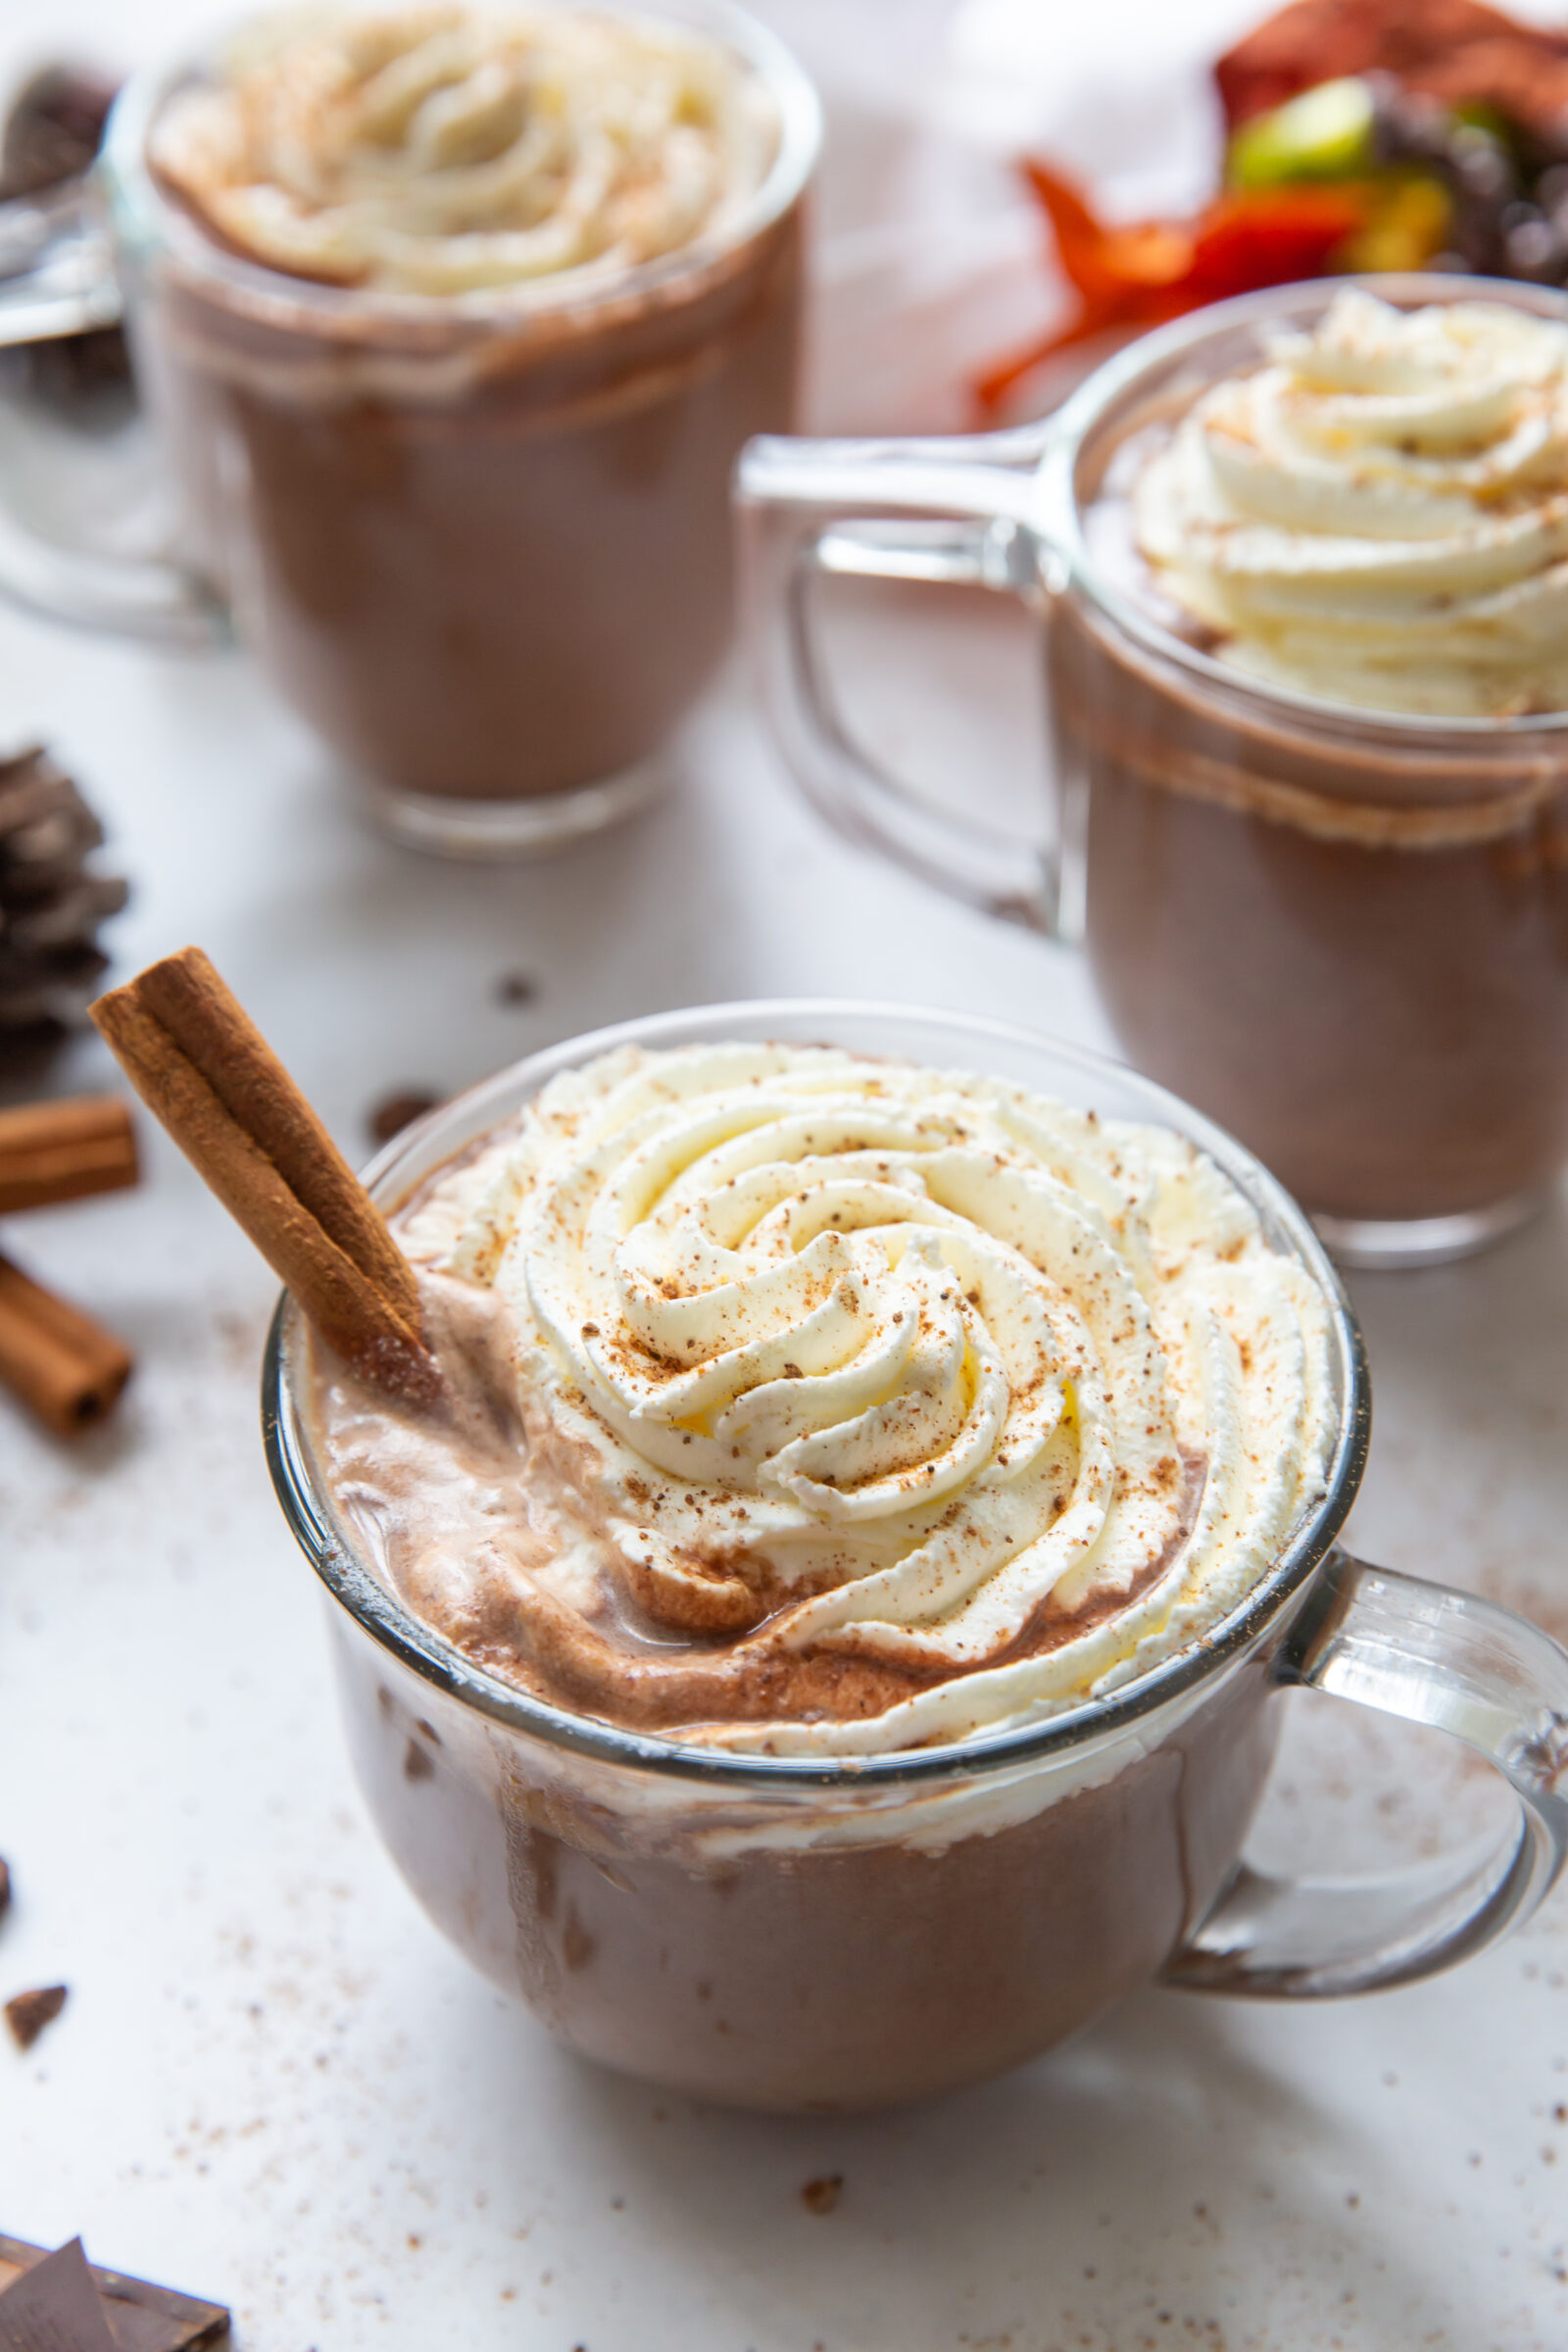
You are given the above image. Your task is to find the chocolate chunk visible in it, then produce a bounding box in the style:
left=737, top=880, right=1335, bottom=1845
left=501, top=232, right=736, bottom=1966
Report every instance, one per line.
left=0, top=2237, right=229, bottom=2352
left=493, top=970, right=539, bottom=1006
left=0, top=69, right=118, bottom=200
left=0, top=2238, right=116, bottom=2352
left=368, top=1089, right=442, bottom=1148
left=4, top=1986, right=66, bottom=2051
left=800, top=2174, right=843, bottom=2216
left=15, top=334, right=132, bottom=408
left=0, top=71, right=132, bottom=408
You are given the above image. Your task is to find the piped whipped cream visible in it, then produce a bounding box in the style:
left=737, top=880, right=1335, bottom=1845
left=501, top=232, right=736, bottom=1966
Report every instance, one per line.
left=1135, top=289, right=1568, bottom=717
left=318, top=1042, right=1336, bottom=1754
left=151, top=4, right=779, bottom=296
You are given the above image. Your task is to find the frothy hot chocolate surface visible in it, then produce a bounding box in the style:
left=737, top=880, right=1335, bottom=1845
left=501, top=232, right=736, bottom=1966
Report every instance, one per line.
left=313, top=1043, right=1336, bottom=1753
left=1134, top=289, right=1568, bottom=718
left=151, top=3, right=779, bottom=295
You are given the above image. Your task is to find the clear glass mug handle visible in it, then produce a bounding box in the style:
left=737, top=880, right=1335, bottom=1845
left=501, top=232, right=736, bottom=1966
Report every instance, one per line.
left=1168, top=1549, right=1568, bottom=1998
left=736, top=422, right=1076, bottom=936
left=0, top=179, right=221, bottom=645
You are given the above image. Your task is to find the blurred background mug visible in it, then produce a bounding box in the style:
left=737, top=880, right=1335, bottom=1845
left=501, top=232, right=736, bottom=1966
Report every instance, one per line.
left=741, top=273, right=1568, bottom=1271
left=0, top=0, right=821, bottom=857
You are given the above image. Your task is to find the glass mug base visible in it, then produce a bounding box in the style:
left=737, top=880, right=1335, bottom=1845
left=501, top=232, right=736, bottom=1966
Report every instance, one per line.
left=358, top=757, right=665, bottom=862
left=1311, top=1185, right=1551, bottom=1271
left=328, top=1608, right=1281, bottom=2113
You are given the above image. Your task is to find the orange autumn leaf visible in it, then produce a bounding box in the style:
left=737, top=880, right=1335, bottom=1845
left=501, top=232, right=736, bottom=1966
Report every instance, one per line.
left=977, top=162, right=1369, bottom=415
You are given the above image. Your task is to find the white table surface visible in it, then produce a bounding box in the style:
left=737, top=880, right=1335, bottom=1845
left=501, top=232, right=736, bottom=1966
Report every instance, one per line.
left=2, top=6, right=1568, bottom=2349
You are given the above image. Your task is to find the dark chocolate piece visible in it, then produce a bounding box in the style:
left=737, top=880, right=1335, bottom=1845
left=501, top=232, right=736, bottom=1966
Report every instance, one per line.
left=3, top=1986, right=66, bottom=2051
left=0, top=69, right=131, bottom=405
left=0, top=2239, right=116, bottom=2352
left=800, top=2175, right=843, bottom=2215
left=0, top=70, right=117, bottom=200
left=0, top=2239, right=228, bottom=2352
left=368, top=1089, right=442, bottom=1148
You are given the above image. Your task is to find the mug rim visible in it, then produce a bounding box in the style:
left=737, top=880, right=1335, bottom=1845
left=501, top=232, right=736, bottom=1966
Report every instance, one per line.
left=262, top=997, right=1372, bottom=1792
left=99, top=0, right=823, bottom=332
left=1033, top=270, right=1568, bottom=744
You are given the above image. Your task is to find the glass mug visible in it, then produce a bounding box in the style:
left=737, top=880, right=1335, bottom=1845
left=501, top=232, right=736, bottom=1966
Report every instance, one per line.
left=263, top=1002, right=1568, bottom=2113
left=0, top=1, right=820, bottom=856
left=739, top=275, right=1568, bottom=1269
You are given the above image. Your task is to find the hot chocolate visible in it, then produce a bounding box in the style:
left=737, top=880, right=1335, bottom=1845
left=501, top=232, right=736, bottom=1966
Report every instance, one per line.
left=741, top=276, right=1568, bottom=1259
left=1051, top=601, right=1568, bottom=1228
left=298, top=1033, right=1338, bottom=2104
left=113, top=3, right=813, bottom=843
left=341, top=1625, right=1282, bottom=2107
left=313, top=1039, right=1336, bottom=1748
left=1054, top=285, right=1568, bottom=1245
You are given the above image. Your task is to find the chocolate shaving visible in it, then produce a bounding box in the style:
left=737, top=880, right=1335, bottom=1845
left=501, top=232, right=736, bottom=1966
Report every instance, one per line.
left=3, top=1986, right=65, bottom=2051
left=0, top=1860, right=9, bottom=1924
left=800, top=2175, right=843, bottom=2216
left=0, top=2237, right=229, bottom=2352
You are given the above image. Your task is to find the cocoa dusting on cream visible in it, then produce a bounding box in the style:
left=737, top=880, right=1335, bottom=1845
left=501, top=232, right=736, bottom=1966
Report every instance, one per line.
left=309, top=1042, right=1336, bottom=1757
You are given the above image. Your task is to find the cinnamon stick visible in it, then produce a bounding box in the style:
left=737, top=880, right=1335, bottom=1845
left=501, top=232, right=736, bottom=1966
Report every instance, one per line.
left=0, top=1094, right=137, bottom=1214
left=0, top=1251, right=132, bottom=1434
left=89, top=948, right=438, bottom=1402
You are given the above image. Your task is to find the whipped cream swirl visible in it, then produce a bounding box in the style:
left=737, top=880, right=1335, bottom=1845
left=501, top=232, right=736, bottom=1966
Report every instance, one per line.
left=350, top=1042, right=1337, bottom=1756
left=1135, top=289, right=1568, bottom=717
left=151, top=5, right=779, bottom=296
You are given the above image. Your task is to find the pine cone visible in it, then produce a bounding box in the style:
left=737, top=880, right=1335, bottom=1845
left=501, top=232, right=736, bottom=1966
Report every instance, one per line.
left=0, top=747, right=128, bottom=1078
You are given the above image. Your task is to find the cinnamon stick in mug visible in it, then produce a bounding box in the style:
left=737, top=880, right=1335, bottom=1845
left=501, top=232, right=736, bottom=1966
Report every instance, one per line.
left=0, top=1096, right=138, bottom=1215
left=89, top=948, right=438, bottom=1401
